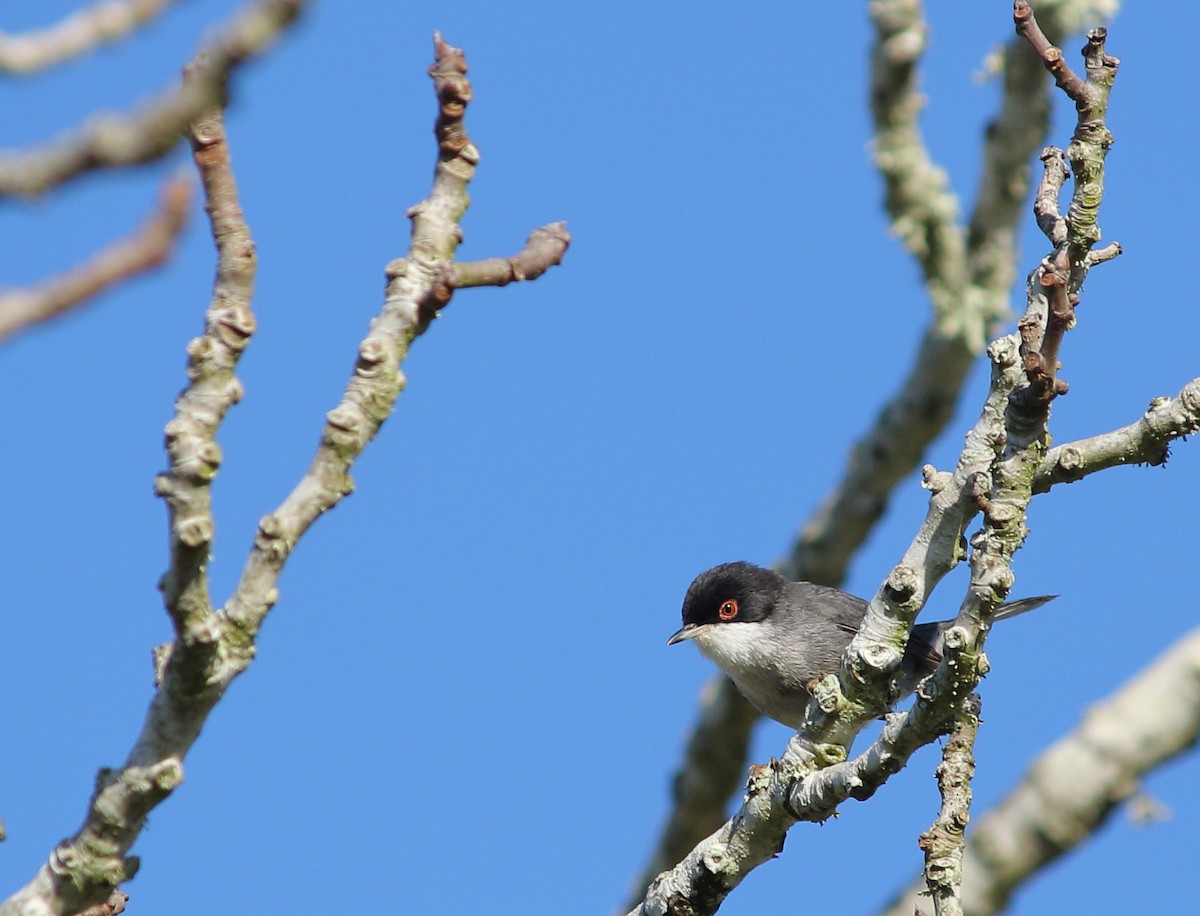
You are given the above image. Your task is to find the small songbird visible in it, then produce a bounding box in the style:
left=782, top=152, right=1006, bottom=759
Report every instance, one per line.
left=668, top=561, right=1054, bottom=728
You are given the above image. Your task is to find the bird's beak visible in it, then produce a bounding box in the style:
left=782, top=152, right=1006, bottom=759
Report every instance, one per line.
left=667, top=623, right=705, bottom=646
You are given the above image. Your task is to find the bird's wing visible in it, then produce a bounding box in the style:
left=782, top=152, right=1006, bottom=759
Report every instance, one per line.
left=790, top=582, right=869, bottom=636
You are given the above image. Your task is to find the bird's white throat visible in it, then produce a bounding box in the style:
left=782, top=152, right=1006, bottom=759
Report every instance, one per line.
left=691, top=621, right=779, bottom=671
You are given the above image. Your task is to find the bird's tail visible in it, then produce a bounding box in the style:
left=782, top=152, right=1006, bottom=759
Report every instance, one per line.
left=995, top=594, right=1057, bottom=621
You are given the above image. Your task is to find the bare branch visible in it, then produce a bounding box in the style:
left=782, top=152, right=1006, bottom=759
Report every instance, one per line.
left=1085, top=240, right=1121, bottom=266
left=869, top=0, right=966, bottom=316
left=0, top=0, right=306, bottom=198
left=629, top=2, right=1081, bottom=895
left=1011, top=8, right=1118, bottom=414
left=1016, top=259, right=1075, bottom=405
left=1034, top=379, right=1200, bottom=491
left=1033, top=147, right=1070, bottom=246
left=0, top=174, right=190, bottom=343
left=77, top=889, right=129, bottom=916
left=918, top=695, right=981, bottom=916
left=0, top=0, right=178, bottom=75
left=883, top=624, right=1200, bottom=916
left=0, top=34, right=568, bottom=916
left=0, top=88, right=254, bottom=916
left=441, top=223, right=571, bottom=290
left=221, top=32, right=568, bottom=639
left=1014, top=1, right=1089, bottom=102
left=154, top=87, right=258, bottom=636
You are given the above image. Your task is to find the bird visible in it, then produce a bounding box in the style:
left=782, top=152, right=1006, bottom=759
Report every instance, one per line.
left=667, top=561, right=1054, bottom=728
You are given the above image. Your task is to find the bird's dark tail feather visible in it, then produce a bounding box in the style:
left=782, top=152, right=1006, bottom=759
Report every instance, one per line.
left=995, top=594, right=1057, bottom=621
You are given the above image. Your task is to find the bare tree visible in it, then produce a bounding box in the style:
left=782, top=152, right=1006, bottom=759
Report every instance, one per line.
left=3, top=2, right=1197, bottom=915
left=1, top=4, right=566, bottom=914
left=630, top=2, right=1198, bottom=914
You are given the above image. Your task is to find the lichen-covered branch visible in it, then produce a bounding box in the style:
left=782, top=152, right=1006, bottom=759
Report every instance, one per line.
left=869, top=0, right=966, bottom=315
left=882, top=624, right=1200, bottom=916
left=789, top=0, right=1106, bottom=595
left=0, top=35, right=568, bottom=916
left=0, top=0, right=306, bottom=198
left=629, top=10, right=1126, bottom=913
left=966, top=0, right=1122, bottom=312
left=787, top=617, right=999, bottom=823
left=918, top=695, right=981, bottom=916
left=1010, top=5, right=1118, bottom=417
left=627, top=1, right=1104, bottom=896
left=1034, top=380, right=1200, bottom=490
left=0, top=0, right=178, bottom=75
left=0, top=175, right=190, bottom=343
left=631, top=335, right=1030, bottom=915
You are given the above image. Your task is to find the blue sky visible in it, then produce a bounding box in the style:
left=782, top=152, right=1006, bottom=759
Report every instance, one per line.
left=2, top=2, right=1197, bottom=913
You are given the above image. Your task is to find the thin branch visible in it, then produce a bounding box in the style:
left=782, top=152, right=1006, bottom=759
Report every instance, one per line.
left=1014, top=1, right=1089, bottom=101
left=154, top=84, right=258, bottom=637
left=0, top=174, right=190, bottom=343
left=0, top=35, right=568, bottom=916
left=1034, top=379, right=1200, bottom=491
left=77, top=889, right=129, bottom=916
left=0, top=90, right=253, bottom=916
left=1033, top=147, right=1070, bottom=246
left=441, top=224, right=571, bottom=290
left=883, top=624, right=1200, bottom=916
left=1011, top=6, right=1118, bottom=415
left=1085, top=240, right=1121, bottom=265
left=0, top=0, right=179, bottom=75
left=1015, top=258, right=1075, bottom=405
left=918, top=695, right=981, bottom=916
left=222, top=35, right=569, bottom=638
left=869, top=0, right=966, bottom=314
left=0, top=0, right=306, bottom=198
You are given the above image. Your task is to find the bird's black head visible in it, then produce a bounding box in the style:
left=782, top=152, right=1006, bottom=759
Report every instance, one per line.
left=668, top=561, right=787, bottom=645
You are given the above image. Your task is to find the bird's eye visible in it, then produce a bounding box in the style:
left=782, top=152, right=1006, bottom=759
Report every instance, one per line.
left=718, top=599, right=739, bottom=621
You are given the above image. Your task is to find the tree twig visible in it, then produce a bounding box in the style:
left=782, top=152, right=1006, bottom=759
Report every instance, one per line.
left=441, top=224, right=573, bottom=289
left=0, top=0, right=179, bottom=75
left=154, top=81, right=258, bottom=638
left=0, top=0, right=306, bottom=198
left=77, top=889, right=129, bottom=916
left=919, top=695, right=982, bottom=916
left=1034, top=379, right=1200, bottom=490
left=0, top=175, right=190, bottom=343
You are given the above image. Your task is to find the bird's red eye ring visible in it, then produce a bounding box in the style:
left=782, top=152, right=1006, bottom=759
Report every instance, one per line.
left=718, top=599, right=739, bottom=621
